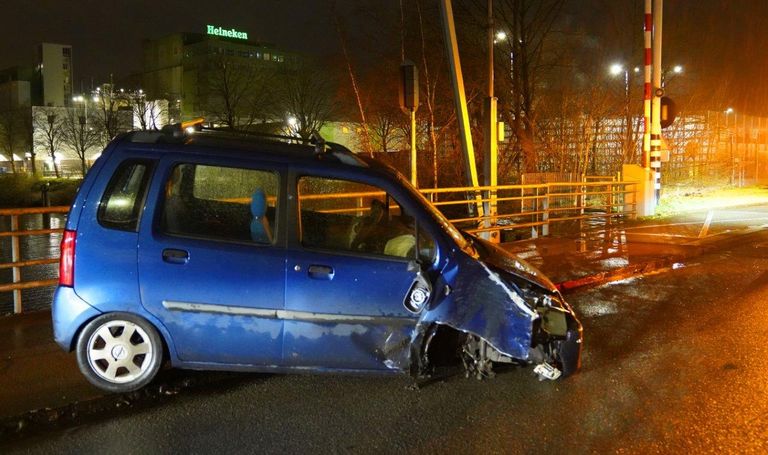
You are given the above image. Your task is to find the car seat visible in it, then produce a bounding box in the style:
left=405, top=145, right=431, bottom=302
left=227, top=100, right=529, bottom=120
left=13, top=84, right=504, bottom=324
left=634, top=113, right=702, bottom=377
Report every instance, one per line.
left=250, top=189, right=273, bottom=243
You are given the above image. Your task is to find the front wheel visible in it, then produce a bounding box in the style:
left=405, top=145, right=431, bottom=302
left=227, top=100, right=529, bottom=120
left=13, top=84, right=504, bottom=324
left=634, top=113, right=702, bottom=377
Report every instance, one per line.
left=75, top=313, right=163, bottom=393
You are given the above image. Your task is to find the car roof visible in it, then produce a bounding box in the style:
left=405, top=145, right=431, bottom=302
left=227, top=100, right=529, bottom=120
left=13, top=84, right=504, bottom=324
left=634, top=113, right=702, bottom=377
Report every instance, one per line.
left=116, top=129, right=384, bottom=172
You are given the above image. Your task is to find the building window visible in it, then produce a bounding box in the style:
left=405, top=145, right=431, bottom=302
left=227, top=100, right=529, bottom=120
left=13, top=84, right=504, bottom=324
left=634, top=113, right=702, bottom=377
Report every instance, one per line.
left=263, top=53, right=270, bottom=61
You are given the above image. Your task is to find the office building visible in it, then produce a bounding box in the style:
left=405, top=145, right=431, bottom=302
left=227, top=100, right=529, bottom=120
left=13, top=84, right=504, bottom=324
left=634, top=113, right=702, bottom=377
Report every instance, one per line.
left=142, top=26, right=297, bottom=120
left=38, top=43, right=74, bottom=107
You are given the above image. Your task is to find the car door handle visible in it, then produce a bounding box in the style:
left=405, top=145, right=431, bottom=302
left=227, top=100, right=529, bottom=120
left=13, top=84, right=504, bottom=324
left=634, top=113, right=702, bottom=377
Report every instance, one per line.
left=307, top=264, right=334, bottom=280
left=162, top=248, right=189, bottom=264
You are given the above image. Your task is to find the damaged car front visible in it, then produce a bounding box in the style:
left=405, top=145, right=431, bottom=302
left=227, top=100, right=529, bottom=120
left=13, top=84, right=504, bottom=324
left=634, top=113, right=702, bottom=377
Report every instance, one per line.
left=412, top=233, right=582, bottom=381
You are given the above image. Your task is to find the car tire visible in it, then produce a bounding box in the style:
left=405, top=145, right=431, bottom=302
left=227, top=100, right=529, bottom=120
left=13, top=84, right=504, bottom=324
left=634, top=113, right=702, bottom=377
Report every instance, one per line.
left=75, top=312, right=163, bottom=393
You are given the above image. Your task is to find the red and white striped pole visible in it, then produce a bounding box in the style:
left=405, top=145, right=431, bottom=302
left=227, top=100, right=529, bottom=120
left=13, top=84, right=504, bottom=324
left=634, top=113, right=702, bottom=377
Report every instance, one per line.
left=650, top=0, right=663, bottom=203
left=643, top=0, right=652, bottom=170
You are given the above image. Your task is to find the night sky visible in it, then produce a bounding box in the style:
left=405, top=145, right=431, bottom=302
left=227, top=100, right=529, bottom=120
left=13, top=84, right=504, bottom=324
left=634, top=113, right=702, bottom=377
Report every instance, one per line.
left=2, top=0, right=768, bottom=114
left=0, top=0, right=338, bottom=87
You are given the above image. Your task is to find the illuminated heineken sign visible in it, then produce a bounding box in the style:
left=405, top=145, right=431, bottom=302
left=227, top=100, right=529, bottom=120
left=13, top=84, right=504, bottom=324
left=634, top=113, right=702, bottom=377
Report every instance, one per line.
left=206, top=25, right=248, bottom=40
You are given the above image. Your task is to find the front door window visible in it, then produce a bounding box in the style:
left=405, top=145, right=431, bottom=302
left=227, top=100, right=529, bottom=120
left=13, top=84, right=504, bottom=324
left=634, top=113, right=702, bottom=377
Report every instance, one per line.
left=298, top=176, right=425, bottom=259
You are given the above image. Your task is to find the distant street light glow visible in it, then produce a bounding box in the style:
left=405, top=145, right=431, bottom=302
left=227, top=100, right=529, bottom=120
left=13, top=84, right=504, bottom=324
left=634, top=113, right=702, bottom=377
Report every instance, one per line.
left=673, top=65, right=683, bottom=74
left=609, top=63, right=624, bottom=76
left=287, top=116, right=298, bottom=127
left=495, top=31, right=507, bottom=41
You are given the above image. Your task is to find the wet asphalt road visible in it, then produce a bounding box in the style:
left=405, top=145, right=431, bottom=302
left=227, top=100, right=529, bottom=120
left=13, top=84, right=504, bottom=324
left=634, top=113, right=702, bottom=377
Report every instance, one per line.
left=6, top=232, right=768, bottom=453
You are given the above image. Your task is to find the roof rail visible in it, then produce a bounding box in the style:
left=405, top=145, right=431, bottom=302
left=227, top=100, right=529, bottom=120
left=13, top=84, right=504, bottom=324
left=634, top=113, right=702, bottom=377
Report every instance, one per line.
left=199, top=127, right=354, bottom=157
left=200, top=126, right=307, bottom=144
left=128, top=121, right=358, bottom=160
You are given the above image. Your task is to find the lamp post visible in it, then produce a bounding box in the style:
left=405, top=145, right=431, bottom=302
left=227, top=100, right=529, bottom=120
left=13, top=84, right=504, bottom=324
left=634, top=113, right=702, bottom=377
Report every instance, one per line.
left=483, top=0, right=499, bottom=242
left=725, top=107, right=736, bottom=185
left=609, top=63, right=639, bottom=164
left=72, top=94, right=88, bottom=126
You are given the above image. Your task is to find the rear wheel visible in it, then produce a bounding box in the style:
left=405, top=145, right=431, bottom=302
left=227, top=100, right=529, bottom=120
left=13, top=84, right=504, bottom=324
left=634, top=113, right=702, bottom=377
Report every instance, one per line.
left=75, top=313, right=163, bottom=393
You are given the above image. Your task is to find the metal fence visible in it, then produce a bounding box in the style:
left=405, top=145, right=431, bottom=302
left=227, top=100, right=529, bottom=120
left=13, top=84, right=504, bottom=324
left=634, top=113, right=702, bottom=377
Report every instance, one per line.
left=0, top=206, right=68, bottom=314
left=0, top=179, right=637, bottom=315
left=422, top=180, right=636, bottom=239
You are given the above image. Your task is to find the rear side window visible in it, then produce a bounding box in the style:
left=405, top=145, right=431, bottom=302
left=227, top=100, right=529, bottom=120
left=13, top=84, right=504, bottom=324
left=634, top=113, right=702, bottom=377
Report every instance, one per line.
left=98, top=160, right=153, bottom=231
left=161, top=163, right=279, bottom=244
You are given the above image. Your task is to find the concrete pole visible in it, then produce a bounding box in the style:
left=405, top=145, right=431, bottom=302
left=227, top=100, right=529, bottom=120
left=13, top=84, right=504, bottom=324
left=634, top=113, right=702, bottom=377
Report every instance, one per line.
left=643, top=0, right=652, bottom=170
left=483, top=0, right=499, bottom=241
left=650, top=0, right=663, bottom=203
left=440, top=0, right=483, bottom=217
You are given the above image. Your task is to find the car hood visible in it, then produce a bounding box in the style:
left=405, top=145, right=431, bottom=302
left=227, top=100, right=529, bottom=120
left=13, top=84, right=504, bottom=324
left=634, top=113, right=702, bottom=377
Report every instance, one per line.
left=468, top=235, right=558, bottom=293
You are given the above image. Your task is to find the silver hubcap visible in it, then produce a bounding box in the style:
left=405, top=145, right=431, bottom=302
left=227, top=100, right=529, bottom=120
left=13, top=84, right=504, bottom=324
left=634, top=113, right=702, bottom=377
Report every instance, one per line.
left=87, top=320, right=154, bottom=384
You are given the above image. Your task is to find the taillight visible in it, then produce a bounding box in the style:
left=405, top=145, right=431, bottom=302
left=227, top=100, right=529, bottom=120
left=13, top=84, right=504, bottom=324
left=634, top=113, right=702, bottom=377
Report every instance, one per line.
left=59, top=230, right=76, bottom=287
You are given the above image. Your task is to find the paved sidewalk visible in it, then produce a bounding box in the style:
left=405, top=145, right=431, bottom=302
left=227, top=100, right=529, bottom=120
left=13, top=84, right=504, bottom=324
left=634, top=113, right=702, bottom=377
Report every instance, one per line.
left=1, top=206, right=766, bottom=433
left=505, top=206, right=768, bottom=290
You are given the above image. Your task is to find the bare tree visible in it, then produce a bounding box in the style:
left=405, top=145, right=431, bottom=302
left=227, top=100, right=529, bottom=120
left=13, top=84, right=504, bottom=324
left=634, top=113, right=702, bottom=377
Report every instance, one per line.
left=129, top=92, right=167, bottom=131
left=332, top=1, right=374, bottom=156
left=205, top=55, right=275, bottom=130
left=369, top=108, right=403, bottom=153
left=61, top=108, right=102, bottom=176
left=0, top=108, right=23, bottom=173
left=278, top=62, right=337, bottom=141
left=19, top=106, right=35, bottom=174
left=33, top=107, right=65, bottom=178
left=493, top=0, right=566, bottom=173
left=91, top=85, right=126, bottom=142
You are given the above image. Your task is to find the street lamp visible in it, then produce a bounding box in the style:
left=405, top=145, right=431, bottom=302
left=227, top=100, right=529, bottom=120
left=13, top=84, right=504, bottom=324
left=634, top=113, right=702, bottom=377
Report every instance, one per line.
left=724, top=108, right=736, bottom=185
left=662, top=65, right=684, bottom=88
left=609, top=63, right=630, bottom=95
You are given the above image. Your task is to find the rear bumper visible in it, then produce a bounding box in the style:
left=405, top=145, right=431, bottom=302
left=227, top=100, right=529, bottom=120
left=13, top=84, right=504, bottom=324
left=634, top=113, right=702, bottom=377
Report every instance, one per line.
left=51, top=286, right=101, bottom=351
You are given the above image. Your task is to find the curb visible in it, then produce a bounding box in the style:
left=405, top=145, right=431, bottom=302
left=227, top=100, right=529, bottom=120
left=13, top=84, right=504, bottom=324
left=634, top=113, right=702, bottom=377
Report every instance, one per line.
left=555, top=257, right=681, bottom=293
left=555, top=226, right=766, bottom=293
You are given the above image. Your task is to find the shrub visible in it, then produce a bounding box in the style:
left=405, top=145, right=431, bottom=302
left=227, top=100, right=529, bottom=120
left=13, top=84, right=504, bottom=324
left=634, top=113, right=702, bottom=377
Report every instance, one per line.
left=0, top=175, right=82, bottom=208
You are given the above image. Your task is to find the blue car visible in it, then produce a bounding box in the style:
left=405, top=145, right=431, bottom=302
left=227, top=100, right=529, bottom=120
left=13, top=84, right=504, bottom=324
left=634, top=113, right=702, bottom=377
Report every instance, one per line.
left=52, top=126, right=582, bottom=393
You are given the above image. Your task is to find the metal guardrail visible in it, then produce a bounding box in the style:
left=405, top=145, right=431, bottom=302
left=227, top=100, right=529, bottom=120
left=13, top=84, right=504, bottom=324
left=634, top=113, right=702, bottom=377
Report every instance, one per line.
left=0, top=180, right=637, bottom=314
left=0, top=206, right=69, bottom=314
left=422, top=180, right=637, bottom=238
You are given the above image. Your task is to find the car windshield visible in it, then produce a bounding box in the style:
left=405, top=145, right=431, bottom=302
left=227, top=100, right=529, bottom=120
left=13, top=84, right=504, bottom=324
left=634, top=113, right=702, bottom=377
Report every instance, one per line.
left=395, top=173, right=471, bottom=253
